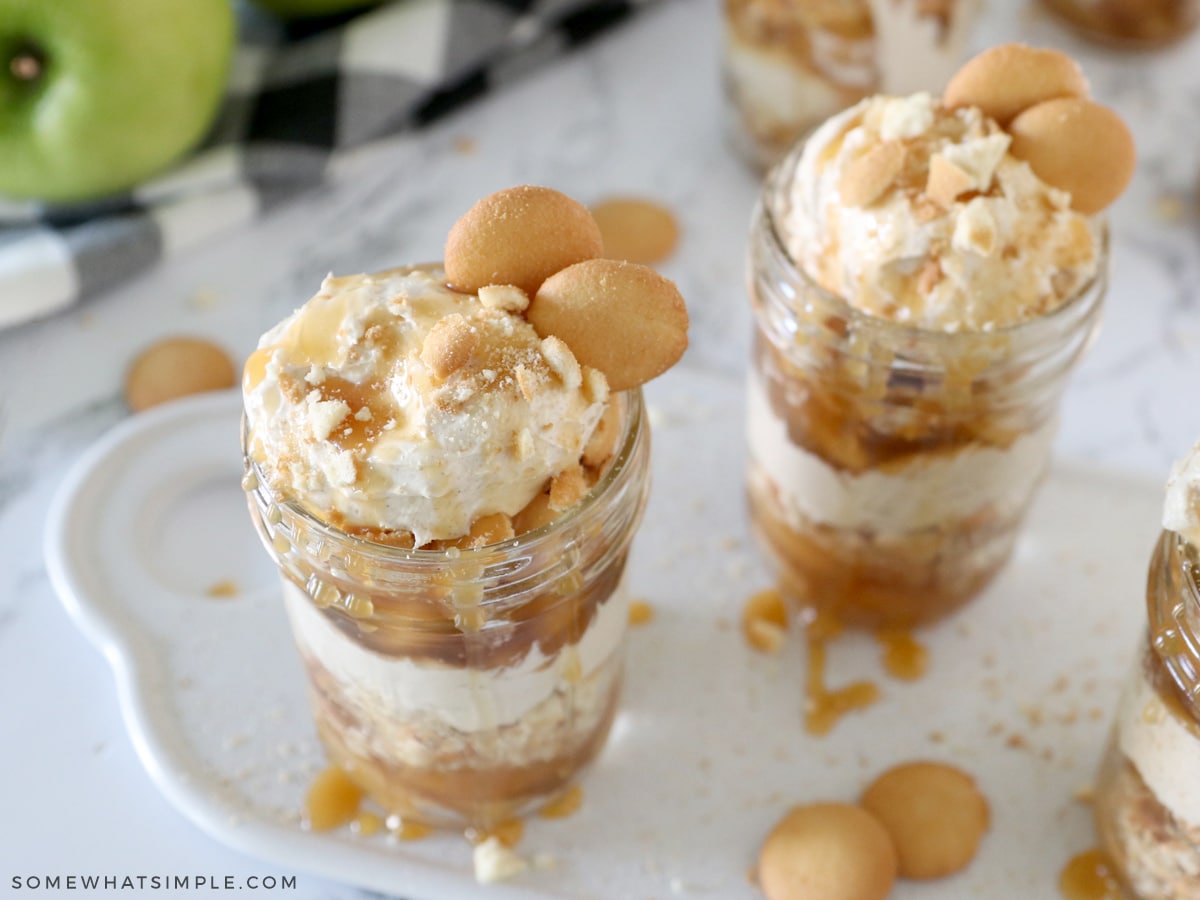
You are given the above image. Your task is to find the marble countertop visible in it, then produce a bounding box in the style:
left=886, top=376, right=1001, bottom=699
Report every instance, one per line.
left=3, top=1, right=1200, bottom=897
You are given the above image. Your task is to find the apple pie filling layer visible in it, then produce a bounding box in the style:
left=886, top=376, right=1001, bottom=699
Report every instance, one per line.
left=745, top=334, right=1054, bottom=626
left=1041, top=0, right=1199, bottom=46
left=746, top=365, right=1056, bottom=537
left=1096, top=645, right=1200, bottom=897
left=282, top=576, right=629, bottom=731
left=299, top=640, right=621, bottom=771
left=1096, top=743, right=1200, bottom=899
left=284, top=578, right=625, bottom=824
left=747, top=461, right=1019, bottom=628
left=313, top=676, right=621, bottom=830
left=723, top=0, right=874, bottom=166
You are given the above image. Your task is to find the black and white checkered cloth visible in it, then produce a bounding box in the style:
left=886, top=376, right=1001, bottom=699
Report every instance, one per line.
left=0, top=0, right=659, bottom=330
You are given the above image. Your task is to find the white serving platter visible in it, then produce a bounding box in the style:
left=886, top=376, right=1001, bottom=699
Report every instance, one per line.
left=45, top=368, right=1159, bottom=899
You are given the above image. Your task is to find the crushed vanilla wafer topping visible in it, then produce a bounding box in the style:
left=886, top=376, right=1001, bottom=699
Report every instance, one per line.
left=780, top=89, right=1104, bottom=331
left=245, top=186, right=689, bottom=548
left=742, top=588, right=789, bottom=654
left=1163, top=441, right=1200, bottom=547
left=243, top=267, right=607, bottom=546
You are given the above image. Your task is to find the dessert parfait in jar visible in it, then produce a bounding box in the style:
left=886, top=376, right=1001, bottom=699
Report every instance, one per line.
left=745, top=44, right=1136, bottom=629
left=1040, top=0, right=1199, bottom=48
left=1094, top=445, right=1200, bottom=898
left=242, top=186, right=689, bottom=830
left=722, top=0, right=981, bottom=169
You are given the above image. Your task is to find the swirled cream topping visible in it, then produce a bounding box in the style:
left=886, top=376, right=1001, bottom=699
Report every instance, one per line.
left=779, top=92, right=1101, bottom=331
left=1163, top=442, right=1200, bottom=547
left=243, top=267, right=607, bottom=546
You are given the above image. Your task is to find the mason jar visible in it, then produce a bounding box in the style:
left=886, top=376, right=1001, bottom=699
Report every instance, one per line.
left=1095, top=530, right=1200, bottom=897
left=744, top=150, right=1107, bottom=629
left=723, top=0, right=875, bottom=170
left=244, top=389, right=650, bottom=831
left=722, top=0, right=980, bottom=170
left=1040, top=0, right=1199, bottom=48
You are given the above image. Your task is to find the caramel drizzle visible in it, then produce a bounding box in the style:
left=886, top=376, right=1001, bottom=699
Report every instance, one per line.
left=876, top=627, right=930, bottom=681
left=804, top=610, right=881, bottom=735
left=1058, top=848, right=1123, bottom=900
left=538, top=785, right=584, bottom=820
left=468, top=817, right=525, bottom=848
left=304, top=766, right=432, bottom=840
left=304, top=766, right=363, bottom=832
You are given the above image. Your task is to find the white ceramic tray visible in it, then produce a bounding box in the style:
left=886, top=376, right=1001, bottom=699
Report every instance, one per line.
left=45, top=369, right=1160, bottom=899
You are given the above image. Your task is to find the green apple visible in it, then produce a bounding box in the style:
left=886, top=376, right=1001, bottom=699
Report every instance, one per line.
left=250, top=0, right=381, bottom=19
left=0, top=0, right=234, bottom=203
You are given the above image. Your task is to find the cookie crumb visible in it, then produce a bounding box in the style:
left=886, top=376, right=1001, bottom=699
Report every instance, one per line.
left=206, top=579, right=239, bottom=598
left=473, top=836, right=528, bottom=884
left=591, top=196, right=680, bottom=264
left=629, top=600, right=655, bottom=626
left=742, top=588, right=788, bottom=654
left=125, top=336, right=236, bottom=412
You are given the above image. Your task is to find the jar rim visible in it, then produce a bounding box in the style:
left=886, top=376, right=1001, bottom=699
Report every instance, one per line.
left=756, top=139, right=1110, bottom=344
left=1150, top=530, right=1200, bottom=719
left=244, top=387, right=647, bottom=567
left=1172, top=529, right=1200, bottom=614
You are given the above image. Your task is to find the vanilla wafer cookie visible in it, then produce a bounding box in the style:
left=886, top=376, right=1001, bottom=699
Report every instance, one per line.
left=445, top=185, right=603, bottom=297
left=528, top=259, right=688, bottom=392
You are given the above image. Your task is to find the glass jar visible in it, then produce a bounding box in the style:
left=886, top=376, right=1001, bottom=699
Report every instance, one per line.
left=723, top=0, right=875, bottom=170
left=1041, top=0, right=1199, bottom=48
left=722, top=0, right=980, bottom=170
left=1095, top=530, right=1200, bottom=898
left=744, top=152, right=1107, bottom=629
left=244, top=389, right=650, bottom=831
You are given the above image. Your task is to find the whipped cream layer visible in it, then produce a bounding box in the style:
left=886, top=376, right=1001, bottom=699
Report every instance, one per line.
left=724, top=30, right=866, bottom=141
left=780, top=93, right=1101, bottom=331
left=1117, top=653, right=1200, bottom=828
left=1163, top=442, right=1200, bottom=546
left=868, top=0, right=979, bottom=97
left=725, top=0, right=976, bottom=149
left=746, top=370, right=1056, bottom=535
left=244, top=268, right=607, bottom=545
left=283, top=577, right=629, bottom=734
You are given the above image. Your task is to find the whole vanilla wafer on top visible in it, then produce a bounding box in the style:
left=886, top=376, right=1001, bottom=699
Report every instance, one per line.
left=528, top=258, right=688, bottom=392
left=1009, top=96, right=1136, bottom=215
left=944, top=43, right=1135, bottom=215
left=445, top=186, right=689, bottom=392
left=943, top=44, right=1090, bottom=125
left=444, top=185, right=603, bottom=297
